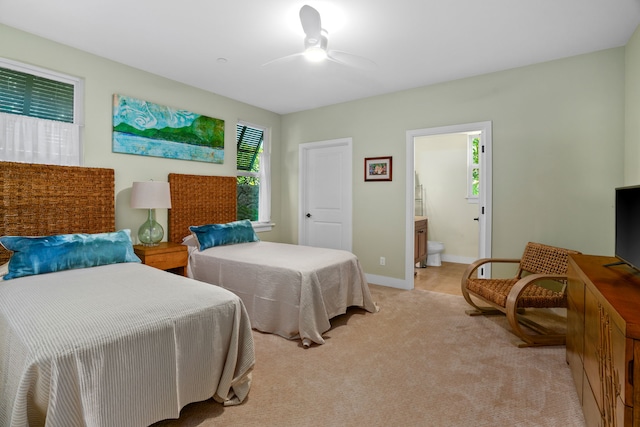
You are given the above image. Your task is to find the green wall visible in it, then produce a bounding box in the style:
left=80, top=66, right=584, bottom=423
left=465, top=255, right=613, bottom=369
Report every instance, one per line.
left=282, top=48, right=626, bottom=284
left=0, top=23, right=283, bottom=243
left=626, top=25, right=640, bottom=184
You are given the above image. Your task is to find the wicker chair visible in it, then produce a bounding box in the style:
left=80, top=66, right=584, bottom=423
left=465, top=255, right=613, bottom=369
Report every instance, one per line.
left=461, top=242, right=581, bottom=347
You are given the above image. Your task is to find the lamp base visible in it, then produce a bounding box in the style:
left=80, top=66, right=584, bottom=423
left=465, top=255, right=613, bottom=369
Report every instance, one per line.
left=138, top=208, right=164, bottom=246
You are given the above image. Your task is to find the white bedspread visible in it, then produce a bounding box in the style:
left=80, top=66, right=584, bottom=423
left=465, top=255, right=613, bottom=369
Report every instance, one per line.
left=0, top=263, right=255, bottom=427
left=187, top=241, right=378, bottom=346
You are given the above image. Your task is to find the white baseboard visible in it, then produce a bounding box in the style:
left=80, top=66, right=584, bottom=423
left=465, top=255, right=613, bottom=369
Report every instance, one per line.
left=365, top=256, right=475, bottom=291
left=441, top=254, right=475, bottom=264
left=365, top=273, right=412, bottom=290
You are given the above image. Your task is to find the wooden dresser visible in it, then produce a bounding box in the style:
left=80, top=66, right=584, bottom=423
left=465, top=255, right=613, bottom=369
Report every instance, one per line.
left=567, top=254, right=640, bottom=427
left=414, top=216, right=428, bottom=266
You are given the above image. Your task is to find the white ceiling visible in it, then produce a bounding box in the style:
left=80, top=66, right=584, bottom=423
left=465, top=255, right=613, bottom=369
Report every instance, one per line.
left=1, top=0, right=639, bottom=114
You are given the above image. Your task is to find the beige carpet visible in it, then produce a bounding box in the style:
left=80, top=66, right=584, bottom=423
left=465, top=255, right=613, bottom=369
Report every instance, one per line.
left=153, top=284, right=586, bottom=427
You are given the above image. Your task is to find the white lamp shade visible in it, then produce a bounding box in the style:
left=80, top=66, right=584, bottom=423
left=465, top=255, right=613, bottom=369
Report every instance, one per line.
left=130, top=181, right=172, bottom=209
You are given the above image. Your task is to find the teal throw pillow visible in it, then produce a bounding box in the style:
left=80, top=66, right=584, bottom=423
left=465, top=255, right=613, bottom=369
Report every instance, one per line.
left=189, top=220, right=259, bottom=251
left=0, top=229, right=141, bottom=280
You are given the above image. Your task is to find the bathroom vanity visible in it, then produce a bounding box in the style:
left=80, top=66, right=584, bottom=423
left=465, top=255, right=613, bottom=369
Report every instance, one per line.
left=414, top=216, right=428, bottom=266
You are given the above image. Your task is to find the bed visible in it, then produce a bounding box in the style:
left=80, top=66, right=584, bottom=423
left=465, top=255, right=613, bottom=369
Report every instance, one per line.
left=0, top=162, right=255, bottom=427
left=167, top=173, right=378, bottom=347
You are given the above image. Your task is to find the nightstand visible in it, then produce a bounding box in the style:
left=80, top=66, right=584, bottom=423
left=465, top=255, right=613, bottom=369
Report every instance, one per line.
left=133, top=242, right=188, bottom=276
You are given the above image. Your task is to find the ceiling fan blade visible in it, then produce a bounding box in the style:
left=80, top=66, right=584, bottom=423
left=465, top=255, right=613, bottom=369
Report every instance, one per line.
left=327, top=50, right=377, bottom=71
left=300, top=5, right=322, bottom=41
left=261, top=52, right=304, bottom=68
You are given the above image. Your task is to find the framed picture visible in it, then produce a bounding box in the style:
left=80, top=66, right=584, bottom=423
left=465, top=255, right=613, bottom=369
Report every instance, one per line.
left=364, top=156, right=392, bottom=181
left=112, top=94, right=225, bottom=164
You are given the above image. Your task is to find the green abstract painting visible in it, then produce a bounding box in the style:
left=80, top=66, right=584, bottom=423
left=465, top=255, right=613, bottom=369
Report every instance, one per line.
left=112, top=94, right=224, bottom=163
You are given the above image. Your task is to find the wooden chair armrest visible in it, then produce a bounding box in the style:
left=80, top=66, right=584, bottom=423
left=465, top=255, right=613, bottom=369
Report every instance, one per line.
left=461, top=258, right=523, bottom=304
left=503, top=273, right=568, bottom=346
left=505, top=273, right=568, bottom=314
left=460, top=258, right=521, bottom=313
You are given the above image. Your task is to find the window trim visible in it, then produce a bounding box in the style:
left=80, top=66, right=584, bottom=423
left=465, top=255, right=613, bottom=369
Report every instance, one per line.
left=0, top=58, right=84, bottom=166
left=0, top=57, right=84, bottom=127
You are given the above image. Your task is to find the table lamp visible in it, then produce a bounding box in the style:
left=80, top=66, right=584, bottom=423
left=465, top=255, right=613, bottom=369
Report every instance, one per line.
left=130, top=181, right=172, bottom=246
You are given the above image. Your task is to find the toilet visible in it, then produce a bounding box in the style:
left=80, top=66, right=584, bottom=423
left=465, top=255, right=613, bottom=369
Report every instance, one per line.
left=426, top=241, right=445, bottom=267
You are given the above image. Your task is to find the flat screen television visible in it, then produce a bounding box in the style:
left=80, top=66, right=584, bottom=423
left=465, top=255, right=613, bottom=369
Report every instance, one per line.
left=613, top=185, right=640, bottom=271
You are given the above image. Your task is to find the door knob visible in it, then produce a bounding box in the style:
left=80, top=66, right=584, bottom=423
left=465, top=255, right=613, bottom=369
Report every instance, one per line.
left=473, top=217, right=479, bottom=221
left=306, top=213, right=312, bottom=218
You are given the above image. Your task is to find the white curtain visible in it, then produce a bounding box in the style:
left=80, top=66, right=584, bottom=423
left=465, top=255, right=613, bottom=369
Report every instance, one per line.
left=0, top=112, right=81, bottom=166
left=258, top=150, right=271, bottom=223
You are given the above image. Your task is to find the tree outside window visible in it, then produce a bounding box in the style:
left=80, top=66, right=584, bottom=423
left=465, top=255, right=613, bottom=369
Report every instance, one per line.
left=467, top=135, right=480, bottom=201
left=471, top=137, right=479, bottom=196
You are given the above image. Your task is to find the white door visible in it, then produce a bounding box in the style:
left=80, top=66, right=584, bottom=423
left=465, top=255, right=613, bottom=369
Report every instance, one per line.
left=299, top=138, right=352, bottom=251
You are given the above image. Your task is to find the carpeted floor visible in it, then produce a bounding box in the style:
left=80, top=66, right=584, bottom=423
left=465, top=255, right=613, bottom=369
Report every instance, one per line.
left=152, top=283, right=586, bottom=427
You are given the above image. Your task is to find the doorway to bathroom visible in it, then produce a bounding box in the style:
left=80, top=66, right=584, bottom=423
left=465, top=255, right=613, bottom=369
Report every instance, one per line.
left=405, top=122, right=492, bottom=287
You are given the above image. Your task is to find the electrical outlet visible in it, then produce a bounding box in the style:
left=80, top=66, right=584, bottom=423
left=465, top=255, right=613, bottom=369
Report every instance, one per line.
left=380, top=257, right=386, bottom=266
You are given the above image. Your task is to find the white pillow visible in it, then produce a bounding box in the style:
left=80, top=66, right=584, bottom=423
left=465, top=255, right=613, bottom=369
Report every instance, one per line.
left=182, top=234, right=198, bottom=247
left=0, top=262, right=8, bottom=278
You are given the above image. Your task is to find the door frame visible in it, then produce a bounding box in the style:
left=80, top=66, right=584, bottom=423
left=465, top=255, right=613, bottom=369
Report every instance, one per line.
left=298, top=137, right=353, bottom=250
left=405, top=121, right=492, bottom=288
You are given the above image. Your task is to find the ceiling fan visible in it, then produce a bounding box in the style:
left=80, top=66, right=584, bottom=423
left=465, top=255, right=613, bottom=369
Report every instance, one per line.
left=263, top=5, right=376, bottom=70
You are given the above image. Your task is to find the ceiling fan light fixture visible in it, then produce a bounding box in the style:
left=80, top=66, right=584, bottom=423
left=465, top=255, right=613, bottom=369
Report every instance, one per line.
left=304, top=46, right=328, bottom=62
left=303, top=29, right=329, bottom=62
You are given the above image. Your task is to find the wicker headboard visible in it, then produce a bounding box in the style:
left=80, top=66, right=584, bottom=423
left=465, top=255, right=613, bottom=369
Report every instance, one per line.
left=0, top=162, right=115, bottom=264
left=168, top=173, right=237, bottom=244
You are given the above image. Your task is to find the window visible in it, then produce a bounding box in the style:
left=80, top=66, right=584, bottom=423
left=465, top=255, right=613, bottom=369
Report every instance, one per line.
left=237, top=122, right=271, bottom=231
left=467, top=134, right=480, bottom=203
left=0, top=58, right=83, bottom=165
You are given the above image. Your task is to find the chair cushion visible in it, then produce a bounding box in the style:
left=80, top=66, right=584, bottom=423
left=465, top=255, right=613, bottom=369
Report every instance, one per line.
left=466, top=278, right=566, bottom=308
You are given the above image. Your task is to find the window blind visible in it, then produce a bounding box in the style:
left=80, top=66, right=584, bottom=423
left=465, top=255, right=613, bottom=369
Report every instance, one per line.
left=236, top=124, right=263, bottom=172
left=0, top=67, right=74, bottom=123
